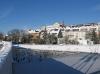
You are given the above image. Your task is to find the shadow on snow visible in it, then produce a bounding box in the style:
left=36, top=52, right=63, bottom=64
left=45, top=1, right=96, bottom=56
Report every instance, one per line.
left=12, top=46, right=83, bottom=74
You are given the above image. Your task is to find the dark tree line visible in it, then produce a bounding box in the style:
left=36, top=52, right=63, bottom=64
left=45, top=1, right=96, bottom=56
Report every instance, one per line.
left=0, top=29, right=58, bottom=44
left=39, top=32, right=58, bottom=44
left=0, top=28, right=77, bottom=44
left=1, top=29, right=33, bottom=44
left=2, top=28, right=100, bottom=44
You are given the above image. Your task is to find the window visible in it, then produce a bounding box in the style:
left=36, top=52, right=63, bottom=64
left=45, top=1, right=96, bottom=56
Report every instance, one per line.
left=54, top=29, right=58, bottom=31
left=80, top=28, right=87, bottom=31
left=65, top=29, right=70, bottom=32
left=72, top=29, right=79, bottom=31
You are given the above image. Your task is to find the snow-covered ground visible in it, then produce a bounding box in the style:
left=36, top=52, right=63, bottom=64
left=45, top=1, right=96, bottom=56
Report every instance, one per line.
left=13, top=44, right=100, bottom=74
left=1, top=43, right=100, bottom=74
left=12, top=48, right=83, bottom=74
left=54, top=53, right=100, bottom=74
left=12, top=46, right=100, bottom=74
left=15, top=44, right=100, bottom=53
left=13, top=57, right=83, bottom=74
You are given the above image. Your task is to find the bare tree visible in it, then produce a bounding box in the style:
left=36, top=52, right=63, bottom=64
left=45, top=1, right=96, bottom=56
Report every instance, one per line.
left=21, top=34, right=32, bottom=43
left=7, top=29, right=25, bottom=43
left=0, top=32, right=4, bottom=41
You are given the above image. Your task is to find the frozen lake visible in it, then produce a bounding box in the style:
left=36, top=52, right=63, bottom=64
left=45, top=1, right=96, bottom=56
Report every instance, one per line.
left=12, top=47, right=100, bottom=74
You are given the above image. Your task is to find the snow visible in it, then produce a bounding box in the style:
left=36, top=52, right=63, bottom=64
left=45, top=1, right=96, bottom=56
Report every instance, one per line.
left=12, top=47, right=100, bottom=74
left=12, top=54, right=83, bottom=74
left=53, top=53, right=100, bottom=74
left=12, top=44, right=100, bottom=74
left=0, top=42, right=12, bottom=74
left=15, top=44, right=100, bottom=53
left=1, top=43, right=100, bottom=74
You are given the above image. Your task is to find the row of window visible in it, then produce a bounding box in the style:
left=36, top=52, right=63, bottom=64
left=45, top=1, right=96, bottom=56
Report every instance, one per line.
left=65, top=28, right=97, bottom=32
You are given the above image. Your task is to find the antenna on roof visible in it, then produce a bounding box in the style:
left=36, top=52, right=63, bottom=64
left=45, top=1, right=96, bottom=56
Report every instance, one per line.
left=62, top=21, right=64, bottom=26
left=61, top=21, right=65, bottom=27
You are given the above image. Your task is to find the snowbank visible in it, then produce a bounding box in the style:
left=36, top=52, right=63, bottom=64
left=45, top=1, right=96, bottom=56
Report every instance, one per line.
left=17, top=44, right=100, bottom=53
left=0, top=42, right=12, bottom=74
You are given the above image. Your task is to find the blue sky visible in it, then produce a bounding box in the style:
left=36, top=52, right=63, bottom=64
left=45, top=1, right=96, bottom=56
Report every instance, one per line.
left=0, top=0, right=100, bottom=33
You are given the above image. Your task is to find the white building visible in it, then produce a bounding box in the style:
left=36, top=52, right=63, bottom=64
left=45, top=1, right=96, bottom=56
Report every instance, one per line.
left=41, top=22, right=66, bottom=37
left=64, top=23, right=100, bottom=45
left=27, top=22, right=100, bottom=45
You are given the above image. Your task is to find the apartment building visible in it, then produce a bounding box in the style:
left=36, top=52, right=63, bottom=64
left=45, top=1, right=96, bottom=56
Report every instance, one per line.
left=27, top=29, right=40, bottom=43
left=65, top=23, right=100, bottom=45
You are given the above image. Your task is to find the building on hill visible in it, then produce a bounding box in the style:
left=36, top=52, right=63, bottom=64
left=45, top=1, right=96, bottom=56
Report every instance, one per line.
left=27, top=22, right=100, bottom=45
left=64, top=23, right=100, bottom=45
left=27, top=29, right=40, bottom=43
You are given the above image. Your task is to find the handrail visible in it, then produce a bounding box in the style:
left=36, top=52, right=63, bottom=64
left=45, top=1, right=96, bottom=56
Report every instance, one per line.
left=0, top=42, right=12, bottom=74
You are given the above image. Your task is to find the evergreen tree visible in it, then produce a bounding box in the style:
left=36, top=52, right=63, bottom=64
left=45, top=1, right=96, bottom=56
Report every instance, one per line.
left=98, top=31, right=100, bottom=44
left=42, top=26, right=48, bottom=44
left=50, top=34, right=57, bottom=44
left=91, top=30, right=98, bottom=44
left=58, top=29, right=63, bottom=38
left=64, top=36, right=69, bottom=44
left=86, top=30, right=98, bottom=44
